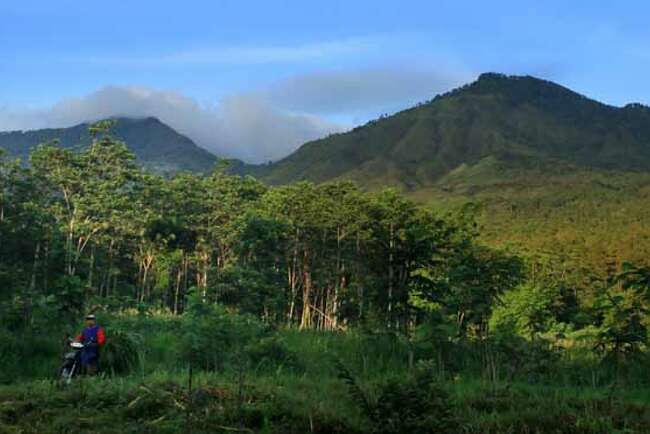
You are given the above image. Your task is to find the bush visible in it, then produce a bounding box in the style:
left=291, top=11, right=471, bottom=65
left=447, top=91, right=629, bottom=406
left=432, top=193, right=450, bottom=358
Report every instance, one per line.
left=337, top=361, right=455, bottom=434
left=0, top=328, right=61, bottom=383
left=179, top=295, right=298, bottom=372
left=484, top=332, right=560, bottom=383
left=101, top=330, right=143, bottom=375
left=0, top=328, right=19, bottom=383
left=246, top=335, right=303, bottom=373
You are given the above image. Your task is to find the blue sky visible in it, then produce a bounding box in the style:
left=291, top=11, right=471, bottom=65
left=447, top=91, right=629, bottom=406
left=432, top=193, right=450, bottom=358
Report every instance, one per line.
left=1, top=0, right=649, bottom=161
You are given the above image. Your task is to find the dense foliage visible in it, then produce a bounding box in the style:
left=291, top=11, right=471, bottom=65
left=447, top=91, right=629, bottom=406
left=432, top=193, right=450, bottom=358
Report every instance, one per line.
left=1, top=125, right=523, bottom=334
left=3, top=124, right=650, bottom=432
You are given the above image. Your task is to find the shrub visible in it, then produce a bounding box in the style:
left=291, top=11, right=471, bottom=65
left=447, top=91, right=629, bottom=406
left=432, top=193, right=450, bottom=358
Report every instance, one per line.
left=0, top=327, right=61, bottom=383
left=101, top=329, right=143, bottom=375
left=337, top=361, right=455, bottom=434
left=179, top=295, right=296, bottom=372
left=484, top=332, right=560, bottom=383
left=246, top=335, right=303, bottom=373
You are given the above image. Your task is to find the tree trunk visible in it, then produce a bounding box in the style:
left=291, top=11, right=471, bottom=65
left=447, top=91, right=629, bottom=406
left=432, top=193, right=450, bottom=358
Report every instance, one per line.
left=141, top=253, right=154, bottom=303
left=388, top=222, right=395, bottom=325
left=112, top=272, right=118, bottom=297
left=300, top=250, right=312, bottom=330
left=65, top=217, right=75, bottom=276
left=287, top=264, right=297, bottom=326
left=200, top=250, right=209, bottom=300
left=174, top=266, right=182, bottom=315
left=286, top=234, right=299, bottom=326
left=30, top=242, right=41, bottom=292
left=43, top=242, right=49, bottom=293
left=332, top=226, right=342, bottom=330
left=87, top=244, right=95, bottom=293
left=102, top=240, right=115, bottom=297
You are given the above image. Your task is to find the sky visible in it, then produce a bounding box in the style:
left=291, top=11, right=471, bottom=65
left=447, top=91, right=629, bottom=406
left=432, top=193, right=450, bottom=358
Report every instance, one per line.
left=1, top=0, right=650, bottom=162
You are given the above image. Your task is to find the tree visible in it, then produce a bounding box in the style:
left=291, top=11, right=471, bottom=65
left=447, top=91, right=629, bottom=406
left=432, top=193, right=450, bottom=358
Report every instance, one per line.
left=596, top=263, right=650, bottom=358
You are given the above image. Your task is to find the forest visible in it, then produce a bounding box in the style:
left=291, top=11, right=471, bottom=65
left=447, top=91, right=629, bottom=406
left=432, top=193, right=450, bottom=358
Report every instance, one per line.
left=2, top=124, right=650, bottom=433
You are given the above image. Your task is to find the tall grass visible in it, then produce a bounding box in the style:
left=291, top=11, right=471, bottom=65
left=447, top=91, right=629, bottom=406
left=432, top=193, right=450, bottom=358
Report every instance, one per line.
left=3, top=311, right=650, bottom=432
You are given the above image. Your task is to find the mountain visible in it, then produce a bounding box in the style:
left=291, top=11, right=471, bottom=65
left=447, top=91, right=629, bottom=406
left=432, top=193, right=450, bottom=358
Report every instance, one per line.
left=248, top=73, right=650, bottom=189
left=0, top=117, right=217, bottom=173
left=238, top=73, right=650, bottom=275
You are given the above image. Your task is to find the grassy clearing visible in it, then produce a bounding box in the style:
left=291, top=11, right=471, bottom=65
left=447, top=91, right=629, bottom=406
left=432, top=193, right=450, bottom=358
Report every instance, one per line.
left=2, top=373, right=650, bottom=433
left=3, top=314, right=650, bottom=433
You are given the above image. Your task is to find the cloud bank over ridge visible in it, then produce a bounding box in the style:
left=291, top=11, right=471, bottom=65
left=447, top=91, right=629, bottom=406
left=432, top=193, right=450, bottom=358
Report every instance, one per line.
left=0, top=67, right=465, bottom=162
left=0, top=86, right=342, bottom=163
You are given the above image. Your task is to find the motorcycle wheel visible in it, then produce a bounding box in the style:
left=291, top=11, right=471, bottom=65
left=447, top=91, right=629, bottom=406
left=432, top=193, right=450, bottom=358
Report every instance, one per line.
left=58, top=366, right=74, bottom=386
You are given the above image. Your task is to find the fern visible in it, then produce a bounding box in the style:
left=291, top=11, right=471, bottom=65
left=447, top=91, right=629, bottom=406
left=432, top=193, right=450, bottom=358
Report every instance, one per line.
left=335, top=359, right=455, bottom=434
left=334, top=358, right=373, bottom=418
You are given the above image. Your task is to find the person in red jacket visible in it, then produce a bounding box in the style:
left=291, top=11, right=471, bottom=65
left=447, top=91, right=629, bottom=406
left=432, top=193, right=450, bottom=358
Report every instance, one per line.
left=76, top=314, right=106, bottom=375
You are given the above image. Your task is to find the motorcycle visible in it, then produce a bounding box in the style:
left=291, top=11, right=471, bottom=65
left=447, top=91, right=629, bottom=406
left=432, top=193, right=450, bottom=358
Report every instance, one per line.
left=58, top=338, right=85, bottom=384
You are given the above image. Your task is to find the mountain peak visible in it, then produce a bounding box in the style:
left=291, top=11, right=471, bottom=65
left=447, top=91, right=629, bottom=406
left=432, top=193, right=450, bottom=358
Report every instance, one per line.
left=0, top=117, right=217, bottom=173
left=476, top=72, right=513, bottom=82
left=469, top=72, right=575, bottom=97
left=103, top=116, right=163, bottom=125
left=248, top=73, right=650, bottom=188
left=475, top=72, right=554, bottom=85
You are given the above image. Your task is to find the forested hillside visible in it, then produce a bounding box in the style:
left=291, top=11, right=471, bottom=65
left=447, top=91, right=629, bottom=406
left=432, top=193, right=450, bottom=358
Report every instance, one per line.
left=416, top=158, right=650, bottom=282
left=242, top=73, right=650, bottom=311
left=0, top=117, right=216, bottom=173
left=2, top=125, right=513, bottom=332
left=3, top=124, right=650, bottom=432
left=248, top=73, right=650, bottom=188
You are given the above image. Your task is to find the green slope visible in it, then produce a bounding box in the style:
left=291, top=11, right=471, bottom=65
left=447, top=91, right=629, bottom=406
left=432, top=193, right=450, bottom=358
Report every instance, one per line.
left=241, top=73, right=650, bottom=273
left=406, top=156, right=650, bottom=278
left=251, top=73, right=650, bottom=189
left=0, top=117, right=217, bottom=173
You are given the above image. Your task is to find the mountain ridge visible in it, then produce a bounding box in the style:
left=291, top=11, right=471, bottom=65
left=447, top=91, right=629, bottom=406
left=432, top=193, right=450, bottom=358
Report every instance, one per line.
left=0, top=116, right=217, bottom=173
left=4, top=73, right=650, bottom=183
left=242, top=73, right=650, bottom=189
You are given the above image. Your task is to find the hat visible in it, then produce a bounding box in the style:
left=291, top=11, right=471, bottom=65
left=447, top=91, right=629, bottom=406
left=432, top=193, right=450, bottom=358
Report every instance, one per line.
left=85, top=314, right=97, bottom=320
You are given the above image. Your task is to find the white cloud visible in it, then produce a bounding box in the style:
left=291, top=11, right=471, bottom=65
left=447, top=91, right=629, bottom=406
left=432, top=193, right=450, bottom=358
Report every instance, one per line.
left=214, top=94, right=343, bottom=162
left=0, top=87, right=343, bottom=163
left=0, top=67, right=468, bottom=163
left=260, top=67, right=469, bottom=114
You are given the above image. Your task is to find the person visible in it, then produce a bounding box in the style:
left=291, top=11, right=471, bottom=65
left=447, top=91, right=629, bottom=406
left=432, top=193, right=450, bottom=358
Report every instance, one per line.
left=76, top=314, right=106, bottom=375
